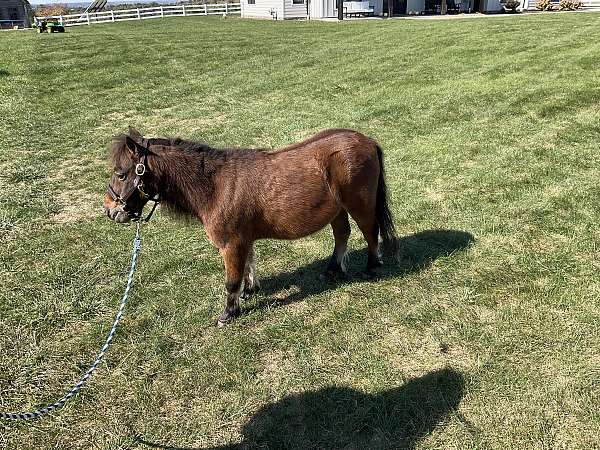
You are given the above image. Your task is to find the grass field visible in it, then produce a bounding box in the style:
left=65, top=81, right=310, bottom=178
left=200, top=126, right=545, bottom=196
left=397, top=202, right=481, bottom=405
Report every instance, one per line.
left=1, top=12, right=600, bottom=449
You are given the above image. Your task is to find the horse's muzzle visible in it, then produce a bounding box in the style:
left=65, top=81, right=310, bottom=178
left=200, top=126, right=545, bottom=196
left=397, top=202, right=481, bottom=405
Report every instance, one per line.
left=104, top=193, right=134, bottom=224
left=105, top=206, right=133, bottom=224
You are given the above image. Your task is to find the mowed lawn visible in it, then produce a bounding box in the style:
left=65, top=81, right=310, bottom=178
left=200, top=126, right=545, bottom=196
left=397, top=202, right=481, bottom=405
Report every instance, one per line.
left=1, top=12, right=600, bottom=449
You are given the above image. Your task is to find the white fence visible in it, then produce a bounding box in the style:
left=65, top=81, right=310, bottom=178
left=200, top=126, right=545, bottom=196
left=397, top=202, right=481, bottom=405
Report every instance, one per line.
left=36, top=3, right=241, bottom=27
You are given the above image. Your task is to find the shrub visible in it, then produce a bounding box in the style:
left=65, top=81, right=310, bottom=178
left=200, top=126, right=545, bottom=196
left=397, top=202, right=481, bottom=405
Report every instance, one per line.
left=536, top=0, right=554, bottom=10
left=558, top=0, right=583, bottom=9
left=504, top=0, right=520, bottom=11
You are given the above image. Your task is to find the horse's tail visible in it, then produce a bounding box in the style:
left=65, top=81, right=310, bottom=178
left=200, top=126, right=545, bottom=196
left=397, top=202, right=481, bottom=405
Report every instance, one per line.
left=375, top=144, right=398, bottom=258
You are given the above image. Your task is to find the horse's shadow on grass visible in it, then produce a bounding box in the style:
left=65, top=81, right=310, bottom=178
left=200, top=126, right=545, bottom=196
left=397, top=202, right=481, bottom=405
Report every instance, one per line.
left=248, top=229, right=475, bottom=312
left=134, top=367, right=465, bottom=450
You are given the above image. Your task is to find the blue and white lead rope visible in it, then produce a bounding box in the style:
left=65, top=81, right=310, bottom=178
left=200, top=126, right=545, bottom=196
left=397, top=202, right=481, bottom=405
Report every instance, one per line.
left=0, top=222, right=142, bottom=421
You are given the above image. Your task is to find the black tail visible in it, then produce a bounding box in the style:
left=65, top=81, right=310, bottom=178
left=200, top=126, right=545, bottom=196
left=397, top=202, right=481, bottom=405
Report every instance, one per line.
left=375, top=145, right=398, bottom=257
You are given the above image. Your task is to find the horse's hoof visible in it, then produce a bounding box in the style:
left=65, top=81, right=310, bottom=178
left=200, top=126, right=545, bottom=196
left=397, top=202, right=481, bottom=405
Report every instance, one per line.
left=361, top=270, right=378, bottom=280
left=319, top=270, right=347, bottom=282
left=217, top=310, right=239, bottom=327
left=217, top=316, right=235, bottom=327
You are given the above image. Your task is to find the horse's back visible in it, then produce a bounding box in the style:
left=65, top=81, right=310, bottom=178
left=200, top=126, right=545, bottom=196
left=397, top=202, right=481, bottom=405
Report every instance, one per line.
left=276, top=128, right=377, bottom=156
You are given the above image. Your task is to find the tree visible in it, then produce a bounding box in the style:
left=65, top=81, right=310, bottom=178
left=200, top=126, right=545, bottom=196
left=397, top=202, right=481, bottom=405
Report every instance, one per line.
left=35, top=4, right=69, bottom=17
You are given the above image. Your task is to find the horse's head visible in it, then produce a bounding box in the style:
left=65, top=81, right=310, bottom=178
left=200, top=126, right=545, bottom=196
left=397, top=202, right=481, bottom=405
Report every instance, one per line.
left=104, top=127, right=159, bottom=224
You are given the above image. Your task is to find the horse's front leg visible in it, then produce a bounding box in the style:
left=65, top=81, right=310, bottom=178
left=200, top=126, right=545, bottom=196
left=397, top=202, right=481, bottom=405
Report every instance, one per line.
left=241, top=245, right=260, bottom=299
left=218, top=242, right=249, bottom=327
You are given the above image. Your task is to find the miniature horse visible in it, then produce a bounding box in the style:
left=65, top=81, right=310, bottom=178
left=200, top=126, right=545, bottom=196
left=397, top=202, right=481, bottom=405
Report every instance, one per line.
left=104, top=128, right=397, bottom=326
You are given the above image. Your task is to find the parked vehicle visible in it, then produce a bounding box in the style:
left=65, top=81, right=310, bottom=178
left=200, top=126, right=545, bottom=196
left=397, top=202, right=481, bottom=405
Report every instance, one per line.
left=36, top=19, right=66, bottom=33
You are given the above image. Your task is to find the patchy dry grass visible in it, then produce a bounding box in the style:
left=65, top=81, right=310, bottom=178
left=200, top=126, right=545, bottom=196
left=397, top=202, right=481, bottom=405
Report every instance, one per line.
left=1, top=12, right=600, bottom=450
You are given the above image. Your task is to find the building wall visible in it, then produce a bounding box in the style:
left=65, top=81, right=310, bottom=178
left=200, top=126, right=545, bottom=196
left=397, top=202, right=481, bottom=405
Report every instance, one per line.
left=310, top=0, right=336, bottom=17
left=284, top=0, right=308, bottom=17
left=313, top=0, right=381, bottom=17
left=407, top=0, right=425, bottom=12
left=372, top=0, right=384, bottom=15
left=0, top=0, right=32, bottom=27
left=241, top=0, right=283, bottom=19
left=482, top=0, right=503, bottom=11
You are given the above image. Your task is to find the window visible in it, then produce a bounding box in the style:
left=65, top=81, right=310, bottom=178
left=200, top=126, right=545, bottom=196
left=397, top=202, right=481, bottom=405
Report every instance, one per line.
left=292, top=0, right=304, bottom=3
left=248, top=0, right=255, bottom=4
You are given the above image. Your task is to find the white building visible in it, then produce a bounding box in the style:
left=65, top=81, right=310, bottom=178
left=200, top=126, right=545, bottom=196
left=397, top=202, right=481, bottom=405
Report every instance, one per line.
left=241, top=0, right=310, bottom=19
left=240, top=0, right=503, bottom=19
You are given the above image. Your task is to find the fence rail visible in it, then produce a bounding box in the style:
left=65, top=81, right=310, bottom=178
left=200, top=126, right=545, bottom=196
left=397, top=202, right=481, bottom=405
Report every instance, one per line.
left=36, top=3, right=241, bottom=27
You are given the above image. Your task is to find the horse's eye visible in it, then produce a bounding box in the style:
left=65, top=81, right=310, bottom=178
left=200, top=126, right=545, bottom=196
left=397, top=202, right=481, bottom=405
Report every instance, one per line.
left=115, top=172, right=127, bottom=181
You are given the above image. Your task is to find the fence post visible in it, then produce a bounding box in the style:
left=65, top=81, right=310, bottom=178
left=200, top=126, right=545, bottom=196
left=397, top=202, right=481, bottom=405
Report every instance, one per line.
left=225, top=2, right=229, bottom=14
left=183, top=4, right=187, bottom=16
left=137, top=8, right=141, bottom=20
left=59, top=15, right=63, bottom=24
left=160, top=6, right=164, bottom=17
left=111, top=10, right=115, bottom=21
left=204, top=3, right=208, bottom=14
left=86, top=12, right=90, bottom=24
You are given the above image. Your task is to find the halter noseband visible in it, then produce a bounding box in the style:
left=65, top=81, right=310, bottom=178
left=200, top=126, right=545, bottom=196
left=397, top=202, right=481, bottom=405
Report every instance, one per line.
left=107, top=138, right=160, bottom=222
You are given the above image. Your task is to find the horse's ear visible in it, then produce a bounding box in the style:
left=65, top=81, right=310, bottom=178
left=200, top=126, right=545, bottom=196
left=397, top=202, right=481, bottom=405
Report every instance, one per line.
left=125, top=135, right=142, bottom=156
left=125, top=127, right=145, bottom=156
left=128, top=127, right=143, bottom=141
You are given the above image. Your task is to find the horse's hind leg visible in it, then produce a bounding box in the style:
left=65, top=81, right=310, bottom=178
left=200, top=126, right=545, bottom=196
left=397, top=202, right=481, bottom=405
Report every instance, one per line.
left=348, top=209, right=382, bottom=278
left=218, top=242, right=250, bottom=326
left=322, top=210, right=351, bottom=279
left=242, top=245, right=260, bottom=299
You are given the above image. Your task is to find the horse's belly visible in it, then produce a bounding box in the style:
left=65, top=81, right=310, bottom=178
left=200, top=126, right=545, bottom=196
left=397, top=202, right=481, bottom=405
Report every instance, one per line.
left=262, top=196, right=339, bottom=240
left=256, top=156, right=341, bottom=240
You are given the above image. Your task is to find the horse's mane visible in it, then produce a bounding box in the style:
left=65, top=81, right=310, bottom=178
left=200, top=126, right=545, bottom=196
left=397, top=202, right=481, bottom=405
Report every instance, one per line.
left=109, top=133, right=260, bottom=168
left=109, top=132, right=263, bottom=221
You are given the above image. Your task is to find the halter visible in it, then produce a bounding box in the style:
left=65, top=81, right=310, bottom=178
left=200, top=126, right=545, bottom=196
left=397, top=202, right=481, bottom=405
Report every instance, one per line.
left=107, top=138, right=160, bottom=222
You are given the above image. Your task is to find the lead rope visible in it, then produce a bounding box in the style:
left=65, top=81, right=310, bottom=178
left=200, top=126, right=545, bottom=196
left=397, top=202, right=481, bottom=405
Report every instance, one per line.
left=0, top=221, right=143, bottom=421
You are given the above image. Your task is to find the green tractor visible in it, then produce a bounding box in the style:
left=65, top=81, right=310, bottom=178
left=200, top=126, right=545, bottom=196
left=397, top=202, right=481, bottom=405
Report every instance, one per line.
left=36, top=19, right=66, bottom=33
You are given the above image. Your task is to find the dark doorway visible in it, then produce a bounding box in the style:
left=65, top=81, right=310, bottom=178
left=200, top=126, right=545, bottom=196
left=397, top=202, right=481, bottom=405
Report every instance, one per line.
left=383, top=0, right=407, bottom=15
left=394, top=0, right=407, bottom=14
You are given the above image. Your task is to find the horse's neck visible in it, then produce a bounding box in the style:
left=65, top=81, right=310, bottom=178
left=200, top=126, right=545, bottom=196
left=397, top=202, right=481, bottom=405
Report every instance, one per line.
left=158, top=150, right=215, bottom=219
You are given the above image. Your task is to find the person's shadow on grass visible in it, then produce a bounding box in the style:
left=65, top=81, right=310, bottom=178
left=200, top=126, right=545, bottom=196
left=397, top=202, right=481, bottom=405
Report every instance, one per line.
left=247, top=229, right=475, bottom=311
left=134, top=367, right=465, bottom=450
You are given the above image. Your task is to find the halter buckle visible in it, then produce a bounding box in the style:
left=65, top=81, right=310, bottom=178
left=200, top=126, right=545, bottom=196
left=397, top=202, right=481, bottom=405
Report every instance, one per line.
left=135, top=163, right=146, bottom=176
left=137, top=181, right=149, bottom=198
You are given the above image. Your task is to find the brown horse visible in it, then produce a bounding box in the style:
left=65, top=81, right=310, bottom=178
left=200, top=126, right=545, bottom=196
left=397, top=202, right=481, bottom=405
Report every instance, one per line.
left=104, top=128, right=397, bottom=325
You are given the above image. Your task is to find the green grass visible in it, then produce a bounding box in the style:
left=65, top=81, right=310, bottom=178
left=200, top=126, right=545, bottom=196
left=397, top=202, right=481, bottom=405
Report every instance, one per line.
left=1, top=13, right=600, bottom=449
